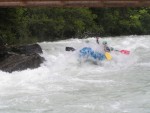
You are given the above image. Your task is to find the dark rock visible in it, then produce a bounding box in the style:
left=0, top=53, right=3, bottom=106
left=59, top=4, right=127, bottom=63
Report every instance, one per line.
left=10, top=44, right=43, bottom=55
left=0, top=44, right=45, bottom=73
left=0, top=53, right=44, bottom=73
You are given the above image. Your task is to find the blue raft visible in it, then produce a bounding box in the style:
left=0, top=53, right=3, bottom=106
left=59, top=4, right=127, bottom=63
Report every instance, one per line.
left=79, top=47, right=106, bottom=61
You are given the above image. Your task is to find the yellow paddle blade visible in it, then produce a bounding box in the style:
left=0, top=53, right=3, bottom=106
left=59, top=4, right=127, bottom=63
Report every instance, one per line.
left=105, top=52, right=112, bottom=60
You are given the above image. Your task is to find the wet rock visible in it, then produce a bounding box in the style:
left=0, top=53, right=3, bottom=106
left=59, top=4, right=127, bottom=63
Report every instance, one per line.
left=10, top=44, right=43, bottom=55
left=0, top=44, right=44, bottom=73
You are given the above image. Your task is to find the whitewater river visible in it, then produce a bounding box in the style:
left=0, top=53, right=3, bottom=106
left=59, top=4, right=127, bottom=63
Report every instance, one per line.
left=0, top=35, right=150, bottom=113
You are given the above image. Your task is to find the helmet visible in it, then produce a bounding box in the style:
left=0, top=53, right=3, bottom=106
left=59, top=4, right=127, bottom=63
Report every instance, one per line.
left=102, top=41, right=107, bottom=45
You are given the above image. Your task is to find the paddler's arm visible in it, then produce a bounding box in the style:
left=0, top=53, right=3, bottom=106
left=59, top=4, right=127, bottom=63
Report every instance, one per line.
left=110, top=47, right=119, bottom=52
left=113, top=49, right=119, bottom=51
left=114, top=48, right=120, bottom=52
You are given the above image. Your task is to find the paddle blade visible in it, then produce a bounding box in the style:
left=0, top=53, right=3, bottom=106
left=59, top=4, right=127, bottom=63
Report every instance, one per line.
left=65, top=47, right=75, bottom=51
left=120, top=50, right=130, bottom=55
left=105, top=52, right=112, bottom=60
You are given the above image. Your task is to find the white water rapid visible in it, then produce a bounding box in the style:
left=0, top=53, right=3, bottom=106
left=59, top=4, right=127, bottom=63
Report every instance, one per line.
left=0, top=35, right=150, bottom=113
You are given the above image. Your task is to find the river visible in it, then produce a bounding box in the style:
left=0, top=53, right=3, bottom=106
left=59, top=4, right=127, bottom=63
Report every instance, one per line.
left=0, top=35, right=150, bottom=113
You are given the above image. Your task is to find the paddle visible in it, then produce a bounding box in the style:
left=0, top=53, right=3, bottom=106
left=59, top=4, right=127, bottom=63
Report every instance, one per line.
left=115, top=49, right=130, bottom=55
left=96, top=37, right=130, bottom=55
left=105, top=52, right=112, bottom=60
left=65, top=47, right=76, bottom=51
left=66, top=46, right=130, bottom=55
left=120, top=50, right=130, bottom=55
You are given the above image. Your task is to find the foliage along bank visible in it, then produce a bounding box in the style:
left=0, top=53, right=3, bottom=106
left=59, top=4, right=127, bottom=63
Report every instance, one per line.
left=0, top=7, right=150, bottom=45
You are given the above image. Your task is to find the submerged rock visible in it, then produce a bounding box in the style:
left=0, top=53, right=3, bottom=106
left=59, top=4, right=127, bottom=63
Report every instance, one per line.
left=0, top=44, right=44, bottom=73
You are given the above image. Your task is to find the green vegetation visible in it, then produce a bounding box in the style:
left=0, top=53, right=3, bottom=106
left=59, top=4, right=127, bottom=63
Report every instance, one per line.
left=1, top=7, right=150, bottom=45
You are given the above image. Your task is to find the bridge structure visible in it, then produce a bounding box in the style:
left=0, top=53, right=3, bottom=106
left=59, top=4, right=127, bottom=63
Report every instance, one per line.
left=0, top=0, right=150, bottom=7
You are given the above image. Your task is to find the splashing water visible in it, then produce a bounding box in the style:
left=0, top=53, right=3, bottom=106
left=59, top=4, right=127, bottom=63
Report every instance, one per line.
left=0, top=35, right=150, bottom=113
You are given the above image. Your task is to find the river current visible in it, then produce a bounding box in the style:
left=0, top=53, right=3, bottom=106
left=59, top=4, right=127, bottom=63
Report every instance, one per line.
left=0, top=35, right=150, bottom=113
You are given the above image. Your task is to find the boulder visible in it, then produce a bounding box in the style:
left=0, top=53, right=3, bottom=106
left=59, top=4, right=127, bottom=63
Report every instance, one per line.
left=0, top=44, right=45, bottom=73
left=10, top=44, right=43, bottom=55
